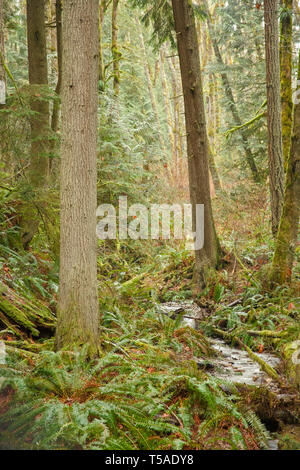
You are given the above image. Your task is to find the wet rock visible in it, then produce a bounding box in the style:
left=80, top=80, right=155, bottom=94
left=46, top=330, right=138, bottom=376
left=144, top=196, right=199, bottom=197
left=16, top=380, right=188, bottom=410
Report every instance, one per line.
left=157, top=301, right=205, bottom=329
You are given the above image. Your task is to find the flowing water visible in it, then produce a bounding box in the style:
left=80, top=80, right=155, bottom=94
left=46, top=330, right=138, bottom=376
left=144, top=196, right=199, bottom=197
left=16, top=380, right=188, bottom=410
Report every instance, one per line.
left=158, top=301, right=300, bottom=449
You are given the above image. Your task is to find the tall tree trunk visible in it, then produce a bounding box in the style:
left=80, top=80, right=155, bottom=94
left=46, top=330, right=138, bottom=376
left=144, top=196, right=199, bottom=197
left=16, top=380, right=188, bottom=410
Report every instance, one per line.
left=23, top=0, right=50, bottom=247
left=270, top=50, right=300, bottom=284
left=160, top=49, right=176, bottom=177
left=264, top=0, right=285, bottom=236
left=208, top=79, right=222, bottom=192
left=169, top=56, right=180, bottom=179
left=56, top=0, right=99, bottom=351
left=27, top=0, right=50, bottom=185
left=208, top=146, right=222, bottom=193
left=99, top=0, right=107, bottom=85
left=111, top=0, right=120, bottom=96
left=203, top=0, right=260, bottom=183
left=171, top=0, right=221, bottom=290
left=169, top=55, right=186, bottom=182
left=49, top=0, right=62, bottom=171
left=280, top=0, right=293, bottom=168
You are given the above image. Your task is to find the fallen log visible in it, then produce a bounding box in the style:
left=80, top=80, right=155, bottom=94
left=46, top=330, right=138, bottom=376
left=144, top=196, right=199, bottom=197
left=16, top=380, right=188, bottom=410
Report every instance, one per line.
left=247, top=330, right=288, bottom=338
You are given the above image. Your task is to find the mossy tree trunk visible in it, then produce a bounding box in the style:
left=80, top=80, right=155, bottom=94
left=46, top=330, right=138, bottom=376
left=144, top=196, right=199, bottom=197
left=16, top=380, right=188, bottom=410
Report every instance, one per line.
left=55, top=0, right=100, bottom=351
left=171, top=0, right=221, bottom=291
left=160, top=49, right=176, bottom=178
left=22, top=0, right=50, bottom=248
left=270, top=50, right=300, bottom=285
left=26, top=0, right=50, bottom=185
left=51, top=2, right=62, bottom=134
left=168, top=56, right=181, bottom=179
left=99, top=0, right=108, bottom=85
left=111, top=0, right=121, bottom=96
left=49, top=0, right=62, bottom=173
left=264, top=0, right=285, bottom=236
left=280, top=0, right=293, bottom=168
left=167, top=55, right=186, bottom=182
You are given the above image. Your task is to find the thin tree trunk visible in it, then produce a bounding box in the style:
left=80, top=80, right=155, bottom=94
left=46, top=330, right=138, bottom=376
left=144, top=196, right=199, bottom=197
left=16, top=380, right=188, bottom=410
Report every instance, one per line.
left=99, top=0, right=107, bottom=85
left=56, top=0, right=99, bottom=352
left=280, top=0, right=293, bottom=168
left=270, top=50, right=300, bottom=284
left=49, top=0, right=62, bottom=171
left=171, top=0, right=221, bottom=291
left=208, top=77, right=222, bottom=192
left=176, top=92, right=185, bottom=181
left=160, top=49, right=176, bottom=177
left=169, top=56, right=180, bottom=178
left=264, top=0, right=285, bottom=236
left=203, top=0, right=260, bottom=183
left=111, top=0, right=120, bottom=96
left=208, top=147, right=222, bottom=193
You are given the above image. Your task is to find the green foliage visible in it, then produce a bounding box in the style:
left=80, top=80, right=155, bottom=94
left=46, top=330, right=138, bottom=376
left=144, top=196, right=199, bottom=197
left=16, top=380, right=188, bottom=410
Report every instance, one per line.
left=129, top=0, right=207, bottom=49
left=0, top=342, right=268, bottom=450
left=98, top=92, right=166, bottom=208
left=129, top=0, right=175, bottom=49
left=201, top=282, right=300, bottom=353
left=204, top=0, right=268, bottom=178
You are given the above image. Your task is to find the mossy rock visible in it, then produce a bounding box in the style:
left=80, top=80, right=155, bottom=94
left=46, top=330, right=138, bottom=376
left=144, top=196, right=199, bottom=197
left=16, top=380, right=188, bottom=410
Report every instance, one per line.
left=282, top=341, right=300, bottom=389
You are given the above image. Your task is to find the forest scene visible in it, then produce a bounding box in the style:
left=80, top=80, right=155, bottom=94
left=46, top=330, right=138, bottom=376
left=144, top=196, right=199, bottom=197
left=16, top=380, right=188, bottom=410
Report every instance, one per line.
left=0, top=0, right=299, bottom=453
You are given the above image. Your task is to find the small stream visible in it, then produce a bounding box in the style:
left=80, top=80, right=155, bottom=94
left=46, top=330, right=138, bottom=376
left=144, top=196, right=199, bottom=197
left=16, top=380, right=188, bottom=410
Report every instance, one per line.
left=158, top=301, right=300, bottom=449
left=210, top=338, right=281, bottom=389
left=158, top=301, right=282, bottom=388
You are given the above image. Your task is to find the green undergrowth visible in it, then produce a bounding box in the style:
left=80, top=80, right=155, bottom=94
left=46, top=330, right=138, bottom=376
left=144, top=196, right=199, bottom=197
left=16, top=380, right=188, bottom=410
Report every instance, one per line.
left=0, top=337, right=270, bottom=450
left=0, top=209, right=298, bottom=450
left=199, top=283, right=300, bottom=356
left=0, top=241, right=273, bottom=450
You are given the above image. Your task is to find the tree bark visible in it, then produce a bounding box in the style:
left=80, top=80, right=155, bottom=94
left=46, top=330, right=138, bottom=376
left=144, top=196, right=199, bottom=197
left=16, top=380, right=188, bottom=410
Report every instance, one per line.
left=51, top=0, right=62, bottom=133
left=99, top=0, right=108, bottom=85
left=171, top=0, right=221, bottom=290
left=203, top=0, right=260, bottom=183
left=49, top=0, right=62, bottom=172
left=264, top=0, right=285, bottom=236
left=169, top=55, right=180, bottom=179
left=280, top=0, right=293, bottom=168
left=270, top=50, right=300, bottom=284
left=22, top=0, right=50, bottom=248
left=111, top=0, right=121, bottom=96
left=160, top=49, right=176, bottom=178
left=56, top=0, right=99, bottom=351
left=26, top=0, right=50, bottom=186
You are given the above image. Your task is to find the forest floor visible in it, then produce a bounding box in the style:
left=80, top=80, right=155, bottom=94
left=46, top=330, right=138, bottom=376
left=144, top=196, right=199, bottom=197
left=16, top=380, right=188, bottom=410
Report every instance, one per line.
left=0, top=180, right=299, bottom=450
